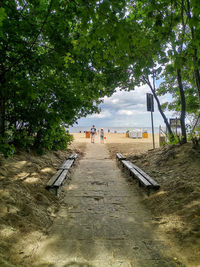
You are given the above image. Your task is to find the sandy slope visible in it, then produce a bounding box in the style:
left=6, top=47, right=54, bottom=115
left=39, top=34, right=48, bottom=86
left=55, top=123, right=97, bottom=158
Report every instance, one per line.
left=1, top=133, right=199, bottom=266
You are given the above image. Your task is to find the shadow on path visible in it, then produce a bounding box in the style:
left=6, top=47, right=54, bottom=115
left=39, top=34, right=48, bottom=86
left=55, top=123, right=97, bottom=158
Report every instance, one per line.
left=33, top=143, right=185, bottom=267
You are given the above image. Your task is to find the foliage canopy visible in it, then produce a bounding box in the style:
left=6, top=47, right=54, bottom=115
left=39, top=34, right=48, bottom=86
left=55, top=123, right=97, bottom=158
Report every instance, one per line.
left=0, top=0, right=200, bottom=156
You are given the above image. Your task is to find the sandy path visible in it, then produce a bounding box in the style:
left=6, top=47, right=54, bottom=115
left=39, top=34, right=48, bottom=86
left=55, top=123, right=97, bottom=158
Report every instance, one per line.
left=33, top=143, right=181, bottom=266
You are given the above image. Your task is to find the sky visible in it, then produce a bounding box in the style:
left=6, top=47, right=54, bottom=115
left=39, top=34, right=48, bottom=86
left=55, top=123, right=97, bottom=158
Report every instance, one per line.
left=75, top=84, right=173, bottom=128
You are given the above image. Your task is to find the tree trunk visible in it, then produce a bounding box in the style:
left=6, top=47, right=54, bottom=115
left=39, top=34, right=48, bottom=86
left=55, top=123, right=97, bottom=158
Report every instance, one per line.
left=0, top=96, right=5, bottom=138
left=177, top=68, right=187, bottom=143
left=191, top=113, right=200, bottom=132
left=0, top=76, right=6, bottom=138
left=145, top=78, right=175, bottom=140
left=193, top=51, right=200, bottom=107
left=151, top=89, right=174, bottom=138
left=186, top=0, right=200, bottom=108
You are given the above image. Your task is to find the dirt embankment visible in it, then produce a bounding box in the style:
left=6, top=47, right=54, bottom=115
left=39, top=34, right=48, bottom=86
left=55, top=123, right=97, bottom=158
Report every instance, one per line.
left=106, top=142, right=200, bottom=265
left=0, top=143, right=86, bottom=267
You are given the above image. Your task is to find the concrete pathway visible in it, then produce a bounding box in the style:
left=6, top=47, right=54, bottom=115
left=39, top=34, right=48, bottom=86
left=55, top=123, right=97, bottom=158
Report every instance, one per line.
left=34, top=143, right=181, bottom=267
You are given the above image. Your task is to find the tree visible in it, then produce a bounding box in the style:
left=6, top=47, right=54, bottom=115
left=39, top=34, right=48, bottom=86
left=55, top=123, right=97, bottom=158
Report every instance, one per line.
left=123, top=0, right=200, bottom=143
left=0, top=0, right=128, bottom=155
left=1, top=0, right=200, bottom=155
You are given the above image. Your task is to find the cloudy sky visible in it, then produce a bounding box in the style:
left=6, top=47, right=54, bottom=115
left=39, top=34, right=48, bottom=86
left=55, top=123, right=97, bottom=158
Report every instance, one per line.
left=76, top=84, right=173, bottom=128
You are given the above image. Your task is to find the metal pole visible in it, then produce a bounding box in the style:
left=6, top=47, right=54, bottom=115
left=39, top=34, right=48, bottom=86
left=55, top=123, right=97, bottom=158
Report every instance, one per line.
left=159, top=125, right=161, bottom=147
left=151, top=110, right=155, bottom=149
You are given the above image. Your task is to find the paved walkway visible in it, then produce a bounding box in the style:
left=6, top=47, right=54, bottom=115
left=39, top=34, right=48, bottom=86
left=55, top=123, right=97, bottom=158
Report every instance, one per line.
left=34, top=143, right=181, bottom=267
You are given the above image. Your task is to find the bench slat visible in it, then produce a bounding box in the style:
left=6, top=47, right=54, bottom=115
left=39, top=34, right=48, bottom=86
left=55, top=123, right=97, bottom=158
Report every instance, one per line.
left=131, top=163, right=160, bottom=189
left=116, top=153, right=126, bottom=160
left=121, top=160, right=134, bottom=170
left=58, top=159, right=74, bottom=170
left=68, top=154, right=78, bottom=160
left=46, top=169, right=63, bottom=188
left=130, top=168, right=152, bottom=187
left=54, top=169, right=68, bottom=187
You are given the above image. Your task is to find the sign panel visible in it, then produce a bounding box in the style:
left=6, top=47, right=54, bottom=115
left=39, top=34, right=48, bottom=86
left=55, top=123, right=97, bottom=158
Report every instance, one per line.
left=146, top=93, right=154, bottom=112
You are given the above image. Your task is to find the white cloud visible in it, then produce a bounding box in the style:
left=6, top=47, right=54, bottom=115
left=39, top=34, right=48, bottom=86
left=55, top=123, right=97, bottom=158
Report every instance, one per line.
left=118, top=110, right=133, bottom=115
left=111, top=99, right=119, bottom=104
left=76, top=83, right=174, bottom=128
left=88, top=110, right=111, bottom=119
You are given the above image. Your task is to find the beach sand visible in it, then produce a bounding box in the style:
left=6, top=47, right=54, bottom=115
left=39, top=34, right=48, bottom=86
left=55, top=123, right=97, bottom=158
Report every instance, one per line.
left=72, top=132, right=159, bottom=144
left=71, top=132, right=160, bottom=156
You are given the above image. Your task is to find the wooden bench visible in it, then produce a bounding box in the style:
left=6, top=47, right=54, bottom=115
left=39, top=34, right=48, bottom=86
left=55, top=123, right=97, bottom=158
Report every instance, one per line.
left=68, top=153, right=78, bottom=160
left=131, top=163, right=160, bottom=190
left=46, top=154, right=78, bottom=195
left=117, top=154, right=160, bottom=195
left=58, top=159, right=74, bottom=170
left=129, top=168, right=152, bottom=194
left=116, top=153, right=126, bottom=160
left=121, top=160, right=133, bottom=169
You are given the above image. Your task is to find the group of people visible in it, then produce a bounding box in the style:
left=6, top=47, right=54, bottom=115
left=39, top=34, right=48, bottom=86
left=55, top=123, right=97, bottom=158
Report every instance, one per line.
left=90, top=125, right=104, bottom=144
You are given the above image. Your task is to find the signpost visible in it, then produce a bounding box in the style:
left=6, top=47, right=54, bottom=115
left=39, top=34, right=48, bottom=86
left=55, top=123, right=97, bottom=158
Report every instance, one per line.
left=146, top=93, right=155, bottom=149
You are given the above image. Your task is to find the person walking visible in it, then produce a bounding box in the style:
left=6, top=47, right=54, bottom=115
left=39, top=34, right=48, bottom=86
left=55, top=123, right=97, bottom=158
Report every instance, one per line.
left=100, top=128, right=104, bottom=144
left=90, top=125, right=96, bottom=143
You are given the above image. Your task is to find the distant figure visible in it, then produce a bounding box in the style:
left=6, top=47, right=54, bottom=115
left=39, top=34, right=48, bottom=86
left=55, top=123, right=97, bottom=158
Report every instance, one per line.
left=100, top=128, right=104, bottom=144
left=90, top=125, right=96, bottom=143
left=108, top=129, right=110, bottom=133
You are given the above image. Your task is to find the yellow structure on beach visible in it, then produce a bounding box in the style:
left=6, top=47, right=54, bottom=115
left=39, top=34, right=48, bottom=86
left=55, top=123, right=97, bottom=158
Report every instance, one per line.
left=142, top=132, right=148, bottom=138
